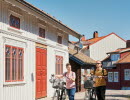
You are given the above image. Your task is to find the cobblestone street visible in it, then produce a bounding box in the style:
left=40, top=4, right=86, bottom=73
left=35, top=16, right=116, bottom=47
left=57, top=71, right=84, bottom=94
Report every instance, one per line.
left=41, top=90, right=130, bottom=100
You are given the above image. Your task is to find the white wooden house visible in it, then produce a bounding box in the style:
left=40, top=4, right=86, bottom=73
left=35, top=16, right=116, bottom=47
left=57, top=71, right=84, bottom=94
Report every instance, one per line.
left=73, top=31, right=126, bottom=61
left=0, top=0, right=82, bottom=100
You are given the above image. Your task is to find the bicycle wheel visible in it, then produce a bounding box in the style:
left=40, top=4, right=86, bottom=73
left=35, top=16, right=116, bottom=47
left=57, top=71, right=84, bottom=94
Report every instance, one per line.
left=53, top=90, right=60, bottom=100
left=84, top=89, right=93, bottom=100
left=88, top=89, right=92, bottom=100
left=60, top=89, right=67, bottom=100
left=92, top=88, right=96, bottom=100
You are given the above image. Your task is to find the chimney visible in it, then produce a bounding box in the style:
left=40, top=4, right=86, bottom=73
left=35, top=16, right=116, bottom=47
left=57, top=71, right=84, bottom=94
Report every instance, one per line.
left=93, top=31, right=98, bottom=38
left=81, top=35, right=86, bottom=41
left=126, top=40, right=130, bottom=48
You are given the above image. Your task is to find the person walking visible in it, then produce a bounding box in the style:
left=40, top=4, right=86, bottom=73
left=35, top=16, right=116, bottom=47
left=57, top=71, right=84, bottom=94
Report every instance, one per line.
left=56, top=63, right=76, bottom=100
left=91, top=60, right=107, bottom=100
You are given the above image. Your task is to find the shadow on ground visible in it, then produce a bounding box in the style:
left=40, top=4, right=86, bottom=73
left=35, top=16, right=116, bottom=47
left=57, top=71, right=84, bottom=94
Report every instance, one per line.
left=106, top=95, right=130, bottom=98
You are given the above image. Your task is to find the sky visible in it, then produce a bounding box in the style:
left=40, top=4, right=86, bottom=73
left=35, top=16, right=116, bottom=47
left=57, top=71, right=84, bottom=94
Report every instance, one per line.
left=25, top=0, right=130, bottom=41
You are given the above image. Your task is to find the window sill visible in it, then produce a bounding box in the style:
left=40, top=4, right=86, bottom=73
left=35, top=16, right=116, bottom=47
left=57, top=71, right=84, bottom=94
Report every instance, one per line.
left=3, top=81, right=26, bottom=86
left=8, top=27, right=23, bottom=34
left=124, top=80, right=130, bottom=81
left=113, top=81, right=119, bottom=82
left=37, top=36, right=47, bottom=42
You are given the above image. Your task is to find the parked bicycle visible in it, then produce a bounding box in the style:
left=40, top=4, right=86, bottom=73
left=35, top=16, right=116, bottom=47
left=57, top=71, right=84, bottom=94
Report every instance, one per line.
left=83, top=75, right=107, bottom=100
left=83, top=75, right=98, bottom=100
left=49, top=74, right=67, bottom=100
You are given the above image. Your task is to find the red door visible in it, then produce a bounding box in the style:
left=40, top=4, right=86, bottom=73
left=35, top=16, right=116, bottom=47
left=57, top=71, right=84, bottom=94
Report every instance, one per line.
left=36, top=47, right=47, bottom=98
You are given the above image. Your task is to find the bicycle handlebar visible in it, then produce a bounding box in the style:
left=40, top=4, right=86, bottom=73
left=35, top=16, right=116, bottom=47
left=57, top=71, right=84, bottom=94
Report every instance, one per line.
left=83, top=75, right=107, bottom=78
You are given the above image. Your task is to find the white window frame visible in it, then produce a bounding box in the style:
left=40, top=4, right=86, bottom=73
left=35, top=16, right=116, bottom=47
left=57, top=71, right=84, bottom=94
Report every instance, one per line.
left=8, top=10, right=23, bottom=34
left=124, top=69, right=130, bottom=80
left=37, top=23, right=47, bottom=42
left=3, top=37, right=26, bottom=85
left=108, top=72, right=113, bottom=82
left=114, top=72, right=119, bottom=82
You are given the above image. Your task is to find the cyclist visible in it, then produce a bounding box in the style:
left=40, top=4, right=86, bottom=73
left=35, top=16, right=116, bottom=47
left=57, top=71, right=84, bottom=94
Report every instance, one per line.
left=91, top=60, right=107, bottom=100
left=55, top=63, right=76, bottom=100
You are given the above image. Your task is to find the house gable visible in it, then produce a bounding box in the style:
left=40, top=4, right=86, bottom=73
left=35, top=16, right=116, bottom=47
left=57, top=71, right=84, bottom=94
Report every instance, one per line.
left=89, top=33, right=126, bottom=61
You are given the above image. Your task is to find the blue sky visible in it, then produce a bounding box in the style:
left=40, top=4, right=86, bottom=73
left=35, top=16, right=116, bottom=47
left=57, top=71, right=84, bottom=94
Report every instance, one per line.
left=25, top=0, right=130, bottom=41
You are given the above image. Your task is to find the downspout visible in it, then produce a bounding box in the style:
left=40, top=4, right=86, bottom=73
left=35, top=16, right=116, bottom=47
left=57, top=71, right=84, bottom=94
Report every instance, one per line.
left=69, top=36, right=83, bottom=57
left=73, top=38, right=81, bottom=55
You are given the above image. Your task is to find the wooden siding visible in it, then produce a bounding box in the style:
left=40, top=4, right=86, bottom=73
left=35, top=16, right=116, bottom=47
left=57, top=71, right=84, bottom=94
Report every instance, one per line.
left=120, top=64, right=130, bottom=87
left=106, top=68, right=121, bottom=90
left=0, top=0, right=70, bottom=99
left=90, top=34, right=126, bottom=61
left=106, top=64, right=130, bottom=90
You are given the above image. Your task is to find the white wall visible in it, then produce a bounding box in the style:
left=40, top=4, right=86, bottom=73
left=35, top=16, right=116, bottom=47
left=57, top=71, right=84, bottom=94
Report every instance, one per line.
left=47, top=46, right=69, bottom=97
left=90, top=34, right=126, bottom=61
left=0, top=33, right=35, bottom=100
left=0, top=0, right=70, bottom=100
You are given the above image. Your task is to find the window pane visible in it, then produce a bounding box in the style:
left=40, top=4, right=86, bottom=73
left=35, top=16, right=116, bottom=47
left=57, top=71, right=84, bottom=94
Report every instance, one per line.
left=5, top=46, right=11, bottom=81
left=12, top=48, right=17, bottom=81
left=55, top=56, right=63, bottom=75
left=10, top=15, right=20, bottom=29
left=58, top=36, right=62, bottom=44
left=12, top=59, right=17, bottom=80
left=108, top=72, right=113, bottom=82
left=5, top=58, right=10, bottom=81
left=39, top=28, right=45, bottom=38
left=111, top=54, right=120, bottom=61
left=18, top=49, right=23, bottom=80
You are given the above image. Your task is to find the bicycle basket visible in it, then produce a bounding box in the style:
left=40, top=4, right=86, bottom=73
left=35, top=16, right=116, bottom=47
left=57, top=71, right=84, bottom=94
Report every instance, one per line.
left=52, top=79, right=59, bottom=88
left=84, top=80, right=93, bottom=89
left=59, top=81, right=66, bottom=89
left=52, top=79, right=66, bottom=89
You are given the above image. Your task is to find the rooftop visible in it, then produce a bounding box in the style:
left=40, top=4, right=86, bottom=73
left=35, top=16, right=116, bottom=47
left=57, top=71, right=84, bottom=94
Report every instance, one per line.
left=116, top=53, right=130, bottom=64
left=69, top=48, right=96, bottom=65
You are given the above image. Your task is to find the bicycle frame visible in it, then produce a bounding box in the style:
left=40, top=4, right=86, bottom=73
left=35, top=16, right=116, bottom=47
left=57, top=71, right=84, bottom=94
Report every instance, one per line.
left=50, top=74, right=67, bottom=100
left=83, top=75, right=97, bottom=100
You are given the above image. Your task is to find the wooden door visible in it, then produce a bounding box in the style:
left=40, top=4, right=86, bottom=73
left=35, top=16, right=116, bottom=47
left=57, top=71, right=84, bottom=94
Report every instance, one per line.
left=36, top=47, right=47, bottom=98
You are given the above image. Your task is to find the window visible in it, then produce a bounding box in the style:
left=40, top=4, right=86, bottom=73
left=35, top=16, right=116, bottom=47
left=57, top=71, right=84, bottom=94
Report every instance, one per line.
left=10, top=15, right=20, bottom=29
left=5, top=45, right=24, bottom=82
left=39, top=28, right=45, bottom=38
left=124, top=69, right=130, bottom=80
left=114, top=72, right=119, bottom=82
left=55, top=56, right=63, bottom=74
left=111, top=54, right=120, bottom=61
left=57, top=36, right=62, bottom=44
left=108, top=72, right=113, bottom=82
left=103, top=62, right=108, bottom=67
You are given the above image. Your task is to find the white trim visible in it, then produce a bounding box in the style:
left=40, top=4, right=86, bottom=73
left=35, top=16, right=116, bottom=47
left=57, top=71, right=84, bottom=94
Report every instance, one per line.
left=38, top=23, right=47, bottom=39
left=7, top=27, right=23, bottom=34
left=0, top=29, right=68, bottom=52
left=9, top=9, right=23, bottom=17
left=37, top=36, right=47, bottom=42
left=7, top=9, right=23, bottom=34
left=38, top=23, right=46, bottom=29
left=57, top=32, right=63, bottom=37
left=3, top=82, right=26, bottom=86
left=57, top=34, right=63, bottom=45
left=3, top=37, right=27, bottom=85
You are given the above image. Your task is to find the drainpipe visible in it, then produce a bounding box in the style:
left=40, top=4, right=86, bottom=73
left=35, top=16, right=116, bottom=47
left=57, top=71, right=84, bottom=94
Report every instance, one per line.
left=69, top=36, right=83, bottom=57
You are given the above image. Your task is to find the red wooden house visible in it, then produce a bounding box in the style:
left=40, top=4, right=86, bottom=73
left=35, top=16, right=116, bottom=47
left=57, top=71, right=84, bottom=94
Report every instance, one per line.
left=102, top=43, right=130, bottom=90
